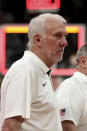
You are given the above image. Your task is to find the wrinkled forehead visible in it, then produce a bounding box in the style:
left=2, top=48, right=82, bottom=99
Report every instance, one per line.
left=45, top=17, right=66, bottom=26
left=45, top=18, right=67, bottom=34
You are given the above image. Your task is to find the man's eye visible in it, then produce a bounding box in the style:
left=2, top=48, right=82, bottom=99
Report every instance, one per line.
left=54, top=34, right=61, bottom=38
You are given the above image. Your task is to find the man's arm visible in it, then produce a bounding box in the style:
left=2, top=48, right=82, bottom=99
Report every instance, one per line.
left=2, top=116, right=24, bottom=131
left=62, top=120, right=77, bottom=131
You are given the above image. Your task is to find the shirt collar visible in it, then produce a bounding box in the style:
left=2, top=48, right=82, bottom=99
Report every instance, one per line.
left=74, top=71, right=87, bottom=83
left=24, top=51, right=50, bottom=74
left=47, top=69, right=51, bottom=76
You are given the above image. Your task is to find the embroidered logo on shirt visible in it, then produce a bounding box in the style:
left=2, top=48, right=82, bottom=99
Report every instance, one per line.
left=42, top=82, right=46, bottom=87
left=60, top=108, right=66, bottom=116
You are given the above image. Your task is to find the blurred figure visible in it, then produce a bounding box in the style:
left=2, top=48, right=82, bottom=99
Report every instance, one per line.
left=0, top=12, right=14, bottom=24
left=68, top=53, right=77, bottom=68
left=0, top=13, right=68, bottom=131
left=56, top=44, right=87, bottom=131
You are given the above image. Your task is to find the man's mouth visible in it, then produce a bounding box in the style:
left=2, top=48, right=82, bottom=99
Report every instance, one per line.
left=58, top=49, right=64, bottom=52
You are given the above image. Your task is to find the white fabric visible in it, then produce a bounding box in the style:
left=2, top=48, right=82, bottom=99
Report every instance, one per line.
left=0, top=51, right=62, bottom=131
left=56, top=71, right=87, bottom=131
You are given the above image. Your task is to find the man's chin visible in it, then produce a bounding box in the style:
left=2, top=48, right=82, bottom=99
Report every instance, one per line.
left=57, top=56, right=63, bottom=62
left=52, top=56, right=63, bottom=65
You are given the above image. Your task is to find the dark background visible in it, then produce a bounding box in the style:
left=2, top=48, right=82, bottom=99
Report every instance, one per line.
left=0, top=0, right=87, bottom=24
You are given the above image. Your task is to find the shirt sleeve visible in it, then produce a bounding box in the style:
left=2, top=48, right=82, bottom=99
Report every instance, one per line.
left=5, top=67, right=36, bottom=120
left=56, top=80, right=83, bottom=126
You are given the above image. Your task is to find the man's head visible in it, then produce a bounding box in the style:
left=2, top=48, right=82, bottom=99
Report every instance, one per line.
left=28, top=13, right=68, bottom=67
left=76, top=44, right=87, bottom=74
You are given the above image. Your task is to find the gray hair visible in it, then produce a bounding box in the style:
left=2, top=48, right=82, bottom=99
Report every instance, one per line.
left=76, top=44, right=87, bottom=62
left=27, top=13, right=66, bottom=49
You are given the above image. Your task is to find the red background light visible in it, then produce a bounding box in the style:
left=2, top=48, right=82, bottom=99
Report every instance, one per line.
left=0, top=25, right=86, bottom=75
left=26, top=0, right=60, bottom=10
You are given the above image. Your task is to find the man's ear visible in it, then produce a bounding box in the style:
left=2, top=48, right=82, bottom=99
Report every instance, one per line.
left=80, top=56, right=87, bottom=69
left=80, top=56, right=85, bottom=64
left=34, top=34, right=42, bottom=47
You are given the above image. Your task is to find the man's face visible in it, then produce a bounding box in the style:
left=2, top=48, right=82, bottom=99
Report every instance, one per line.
left=41, top=18, right=68, bottom=67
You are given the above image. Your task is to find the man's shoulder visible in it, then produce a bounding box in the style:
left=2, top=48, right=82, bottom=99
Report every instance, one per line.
left=6, top=58, right=37, bottom=78
left=56, top=75, right=78, bottom=94
left=59, top=76, right=75, bottom=87
left=56, top=73, right=83, bottom=97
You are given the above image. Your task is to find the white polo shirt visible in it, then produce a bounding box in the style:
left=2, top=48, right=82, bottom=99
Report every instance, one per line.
left=56, top=72, right=87, bottom=131
left=0, top=51, right=62, bottom=131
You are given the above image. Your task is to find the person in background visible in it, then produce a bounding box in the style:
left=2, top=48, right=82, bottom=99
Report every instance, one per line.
left=56, top=44, right=87, bottom=131
left=0, top=13, right=68, bottom=131
left=68, top=53, right=77, bottom=68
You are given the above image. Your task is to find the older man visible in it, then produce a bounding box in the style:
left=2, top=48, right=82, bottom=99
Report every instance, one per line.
left=0, top=13, right=68, bottom=131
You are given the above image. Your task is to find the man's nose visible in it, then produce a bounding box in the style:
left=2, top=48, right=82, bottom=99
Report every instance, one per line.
left=62, top=39, right=68, bottom=47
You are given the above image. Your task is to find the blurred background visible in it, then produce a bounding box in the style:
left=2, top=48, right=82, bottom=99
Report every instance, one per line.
left=0, top=0, right=87, bottom=91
